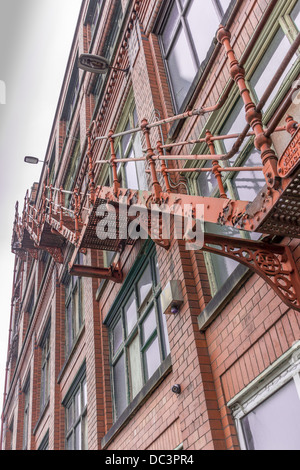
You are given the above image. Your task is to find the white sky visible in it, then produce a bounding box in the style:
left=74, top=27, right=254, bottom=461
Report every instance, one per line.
left=0, top=0, right=82, bottom=417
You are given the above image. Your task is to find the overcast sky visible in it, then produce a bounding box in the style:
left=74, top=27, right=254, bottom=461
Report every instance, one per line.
left=0, top=0, right=82, bottom=416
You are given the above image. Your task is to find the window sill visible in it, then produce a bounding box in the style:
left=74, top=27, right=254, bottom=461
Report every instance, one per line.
left=198, top=264, right=253, bottom=332
left=101, top=355, right=172, bottom=449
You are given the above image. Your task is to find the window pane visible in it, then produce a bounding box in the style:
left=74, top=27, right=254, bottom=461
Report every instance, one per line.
left=125, top=147, right=139, bottom=190
left=142, top=307, right=156, bottom=344
left=233, top=149, right=266, bottom=201
left=73, top=287, right=80, bottom=334
left=154, top=256, right=160, bottom=285
left=128, top=335, right=143, bottom=399
left=66, top=435, right=73, bottom=450
left=113, top=318, right=123, bottom=354
left=144, top=337, right=161, bottom=379
left=162, top=1, right=180, bottom=51
left=67, top=402, right=73, bottom=430
left=74, top=422, right=82, bottom=450
left=121, top=120, right=131, bottom=155
left=158, top=296, right=170, bottom=356
left=167, top=26, right=197, bottom=109
left=82, top=415, right=87, bottom=450
left=133, top=134, right=148, bottom=190
left=137, top=264, right=152, bottom=305
left=82, top=379, right=87, bottom=408
left=74, top=388, right=81, bottom=419
left=186, top=0, right=219, bottom=65
left=197, top=160, right=219, bottom=197
left=124, top=293, right=137, bottom=336
left=242, top=379, right=300, bottom=450
left=205, top=222, right=240, bottom=290
left=113, top=354, right=127, bottom=419
left=291, top=2, right=300, bottom=30
left=66, top=302, right=73, bottom=352
left=221, top=97, right=246, bottom=161
left=251, top=28, right=295, bottom=110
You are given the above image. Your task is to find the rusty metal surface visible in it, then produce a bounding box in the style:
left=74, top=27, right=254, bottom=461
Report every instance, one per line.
left=80, top=197, right=135, bottom=252
left=277, top=126, right=300, bottom=178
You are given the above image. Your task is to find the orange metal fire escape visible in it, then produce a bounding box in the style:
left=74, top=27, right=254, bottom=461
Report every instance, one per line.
left=11, top=26, right=300, bottom=312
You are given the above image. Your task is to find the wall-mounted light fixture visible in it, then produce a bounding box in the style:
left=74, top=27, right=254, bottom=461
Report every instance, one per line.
left=78, top=53, right=129, bottom=74
left=160, top=280, right=184, bottom=315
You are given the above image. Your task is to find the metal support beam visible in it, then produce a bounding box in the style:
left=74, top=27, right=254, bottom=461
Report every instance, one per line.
left=69, top=264, right=123, bottom=283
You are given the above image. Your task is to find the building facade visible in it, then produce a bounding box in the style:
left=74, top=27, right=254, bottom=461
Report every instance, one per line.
left=1, top=0, right=300, bottom=451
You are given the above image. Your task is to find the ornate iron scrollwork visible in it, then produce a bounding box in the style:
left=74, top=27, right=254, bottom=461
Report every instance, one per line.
left=202, top=233, right=300, bottom=312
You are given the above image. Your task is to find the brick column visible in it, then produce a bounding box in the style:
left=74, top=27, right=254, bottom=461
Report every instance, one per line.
left=128, top=17, right=225, bottom=449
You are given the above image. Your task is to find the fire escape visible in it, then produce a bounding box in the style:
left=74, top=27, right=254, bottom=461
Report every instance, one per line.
left=11, top=26, right=300, bottom=312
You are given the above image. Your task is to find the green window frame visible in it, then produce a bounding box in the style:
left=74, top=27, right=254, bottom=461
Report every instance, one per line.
left=38, top=431, right=49, bottom=451
left=99, top=99, right=148, bottom=192
left=158, top=0, right=233, bottom=112
left=64, top=368, right=87, bottom=450
left=26, top=290, right=35, bottom=318
left=98, top=96, right=149, bottom=269
left=191, top=0, right=300, bottom=295
left=22, top=378, right=30, bottom=450
left=65, top=272, right=84, bottom=355
left=40, top=321, right=51, bottom=412
left=108, top=246, right=170, bottom=422
left=114, top=102, right=148, bottom=192
left=63, top=130, right=81, bottom=208
left=91, top=0, right=123, bottom=107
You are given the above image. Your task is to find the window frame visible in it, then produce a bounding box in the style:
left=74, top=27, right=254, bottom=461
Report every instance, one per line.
left=228, top=341, right=300, bottom=450
left=106, top=244, right=170, bottom=422
left=63, top=365, right=87, bottom=451
left=40, top=320, right=51, bottom=413
left=64, top=272, right=84, bottom=356
left=114, top=102, right=148, bottom=192
left=22, top=377, right=30, bottom=450
left=157, top=0, right=234, bottom=112
left=90, top=0, right=124, bottom=110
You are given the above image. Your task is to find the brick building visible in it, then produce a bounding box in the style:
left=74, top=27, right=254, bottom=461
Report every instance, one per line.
left=1, top=0, right=300, bottom=451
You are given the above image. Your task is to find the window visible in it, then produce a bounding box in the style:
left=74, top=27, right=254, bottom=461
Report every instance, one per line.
left=102, top=0, right=123, bottom=61
left=40, top=322, right=51, bottom=412
left=159, top=0, right=232, bottom=111
left=196, top=1, right=300, bottom=294
left=229, top=342, right=300, bottom=450
left=65, top=273, right=83, bottom=355
left=114, top=104, right=148, bottom=191
left=7, top=417, right=14, bottom=450
left=38, top=431, right=49, bottom=450
left=61, top=60, right=80, bottom=135
left=26, top=288, right=35, bottom=318
left=90, top=0, right=103, bottom=40
left=63, top=131, right=81, bottom=208
left=64, top=369, right=87, bottom=450
left=108, top=247, right=170, bottom=422
left=90, top=0, right=123, bottom=108
left=23, top=379, right=30, bottom=450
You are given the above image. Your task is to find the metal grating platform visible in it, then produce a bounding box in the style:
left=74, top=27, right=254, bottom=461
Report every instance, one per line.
left=80, top=198, right=136, bottom=252
left=257, top=169, right=300, bottom=238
